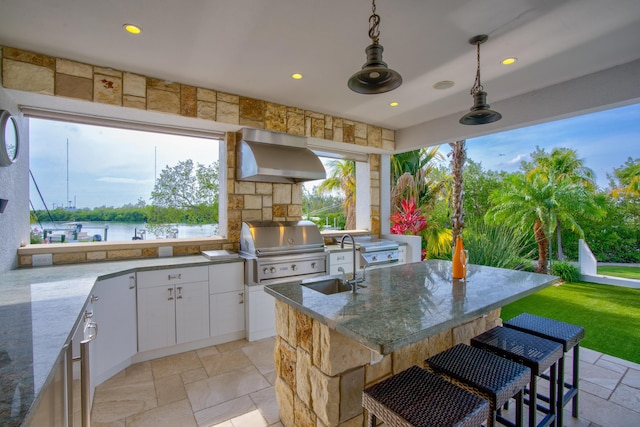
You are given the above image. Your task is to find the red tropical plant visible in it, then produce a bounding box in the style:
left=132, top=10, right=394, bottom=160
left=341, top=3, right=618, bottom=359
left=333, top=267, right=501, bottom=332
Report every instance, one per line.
left=390, top=198, right=428, bottom=235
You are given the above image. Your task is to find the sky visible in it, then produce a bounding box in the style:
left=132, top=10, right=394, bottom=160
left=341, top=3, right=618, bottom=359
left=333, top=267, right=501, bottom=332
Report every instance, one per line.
left=28, top=102, right=639, bottom=209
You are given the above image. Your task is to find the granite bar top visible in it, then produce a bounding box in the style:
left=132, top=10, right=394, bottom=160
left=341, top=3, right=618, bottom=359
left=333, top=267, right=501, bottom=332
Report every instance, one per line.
left=0, top=255, right=241, bottom=426
left=265, top=260, right=559, bottom=355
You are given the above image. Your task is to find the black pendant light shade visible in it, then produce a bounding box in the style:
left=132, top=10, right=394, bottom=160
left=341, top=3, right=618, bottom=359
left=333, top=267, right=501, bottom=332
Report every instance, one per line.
left=459, top=90, right=502, bottom=125
left=460, top=34, right=502, bottom=125
left=348, top=0, right=402, bottom=94
left=348, top=44, right=402, bottom=94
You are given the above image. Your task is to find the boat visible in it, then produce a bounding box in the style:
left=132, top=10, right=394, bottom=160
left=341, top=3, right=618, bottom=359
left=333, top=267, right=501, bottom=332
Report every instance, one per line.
left=42, top=222, right=99, bottom=243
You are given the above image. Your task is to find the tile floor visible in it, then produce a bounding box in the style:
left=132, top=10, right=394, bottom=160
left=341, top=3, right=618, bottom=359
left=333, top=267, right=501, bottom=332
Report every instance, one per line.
left=90, top=338, right=640, bottom=427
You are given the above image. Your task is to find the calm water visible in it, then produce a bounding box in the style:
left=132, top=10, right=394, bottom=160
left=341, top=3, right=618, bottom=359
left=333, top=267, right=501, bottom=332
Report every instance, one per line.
left=32, top=221, right=219, bottom=242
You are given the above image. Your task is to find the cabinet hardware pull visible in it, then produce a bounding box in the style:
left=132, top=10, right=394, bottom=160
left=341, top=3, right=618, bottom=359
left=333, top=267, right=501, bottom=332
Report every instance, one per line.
left=168, top=287, right=174, bottom=301
left=83, top=310, right=93, bottom=320
left=177, top=286, right=183, bottom=299
left=239, top=292, right=244, bottom=304
left=90, top=294, right=99, bottom=303
left=168, top=273, right=182, bottom=280
left=129, top=275, right=136, bottom=289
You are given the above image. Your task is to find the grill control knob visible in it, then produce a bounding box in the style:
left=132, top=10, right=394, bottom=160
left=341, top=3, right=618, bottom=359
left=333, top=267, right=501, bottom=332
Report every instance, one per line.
left=270, top=267, right=276, bottom=274
left=372, top=255, right=378, bottom=262
left=311, top=262, right=317, bottom=269
left=263, top=267, right=269, bottom=274
left=291, top=264, right=297, bottom=271
left=387, top=253, right=393, bottom=259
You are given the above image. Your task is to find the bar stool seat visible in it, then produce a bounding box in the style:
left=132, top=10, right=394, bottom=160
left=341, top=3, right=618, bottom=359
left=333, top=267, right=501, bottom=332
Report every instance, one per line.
left=471, top=327, right=563, bottom=427
left=362, top=365, right=489, bottom=427
left=504, top=313, right=584, bottom=426
left=425, top=344, right=531, bottom=427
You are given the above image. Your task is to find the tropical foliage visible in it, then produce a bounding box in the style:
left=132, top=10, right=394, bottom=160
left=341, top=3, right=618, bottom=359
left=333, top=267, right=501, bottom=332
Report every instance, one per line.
left=390, top=198, right=427, bottom=235
left=317, top=160, right=356, bottom=229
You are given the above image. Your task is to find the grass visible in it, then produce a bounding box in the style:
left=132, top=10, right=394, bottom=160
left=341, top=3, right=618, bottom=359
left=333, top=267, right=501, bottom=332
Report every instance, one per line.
left=597, top=265, right=640, bottom=280
left=501, top=281, right=640, bottom=364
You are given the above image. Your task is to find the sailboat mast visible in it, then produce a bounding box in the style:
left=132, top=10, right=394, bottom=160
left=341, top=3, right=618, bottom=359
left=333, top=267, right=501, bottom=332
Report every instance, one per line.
left=66, top=139, right=69, bottom=208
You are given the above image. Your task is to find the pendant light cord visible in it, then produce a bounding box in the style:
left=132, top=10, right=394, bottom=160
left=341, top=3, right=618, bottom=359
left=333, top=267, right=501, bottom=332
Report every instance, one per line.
left=369, top=0, right=380, bottom=45
left=471, top=41, right=484, bottom=95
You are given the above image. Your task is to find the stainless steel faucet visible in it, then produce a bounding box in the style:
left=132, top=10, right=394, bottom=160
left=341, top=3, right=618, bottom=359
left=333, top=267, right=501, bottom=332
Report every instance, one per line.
left=340, top=233, right=363, bottom=293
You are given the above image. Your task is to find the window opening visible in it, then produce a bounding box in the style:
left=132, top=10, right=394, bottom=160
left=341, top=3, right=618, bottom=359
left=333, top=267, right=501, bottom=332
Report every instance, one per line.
left=28, top=118, right=222, bottom=243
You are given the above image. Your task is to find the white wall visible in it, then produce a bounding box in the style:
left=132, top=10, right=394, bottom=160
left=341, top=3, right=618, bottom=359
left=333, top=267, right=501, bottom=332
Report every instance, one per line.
left=0, top=87, right=30, bottom=272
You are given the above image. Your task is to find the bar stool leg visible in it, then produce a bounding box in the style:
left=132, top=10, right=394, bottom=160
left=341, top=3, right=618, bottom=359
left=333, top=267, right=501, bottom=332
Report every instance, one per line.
left=573, top=344, right=580, bottom=418
left=557, top=357, right=565, bottom=427
left=367, top=412, right=376, bottom=427
left=550, top=363, right=557, bottom=427
left=529, top=374, right=537, bottom=427
left=516, top=390, right=524, bottom=427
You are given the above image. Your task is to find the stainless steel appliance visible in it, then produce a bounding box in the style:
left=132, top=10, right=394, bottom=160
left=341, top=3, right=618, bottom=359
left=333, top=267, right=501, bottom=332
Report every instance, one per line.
left=240, top=220, right=328, bottom=285
left=352, top=236, right=399, bottom=268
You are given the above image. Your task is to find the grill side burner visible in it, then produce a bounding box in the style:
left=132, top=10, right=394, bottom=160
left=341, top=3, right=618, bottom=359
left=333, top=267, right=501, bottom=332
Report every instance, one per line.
left=240, top=220, right=328, bottom=285
left=353, top=236, right=400, bottom=268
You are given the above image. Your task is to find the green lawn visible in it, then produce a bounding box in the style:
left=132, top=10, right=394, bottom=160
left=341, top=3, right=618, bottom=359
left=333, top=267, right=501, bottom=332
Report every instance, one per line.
left=501, top=281, right=640, bottom=363
left=597, top=265, right=640, bottom=280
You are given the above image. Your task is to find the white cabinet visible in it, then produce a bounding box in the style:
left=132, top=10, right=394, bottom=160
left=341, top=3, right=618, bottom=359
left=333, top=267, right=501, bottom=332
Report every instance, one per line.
left=91, top=274, right=137, bottom=386
left=246, top=285, right=276, bottom=341
left=137, top=266, right=209, bottom=352
left=398, top=245, right=407, bottom=265
left=329, top=251, right=355, bottom=276
left=209, top=262, right=245, bottom=339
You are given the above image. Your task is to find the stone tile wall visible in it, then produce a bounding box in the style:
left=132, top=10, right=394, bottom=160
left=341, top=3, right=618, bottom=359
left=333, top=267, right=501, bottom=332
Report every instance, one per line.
left=3, top=45, right=391, bottom=265
left=273, top=299, right=501, bottom=427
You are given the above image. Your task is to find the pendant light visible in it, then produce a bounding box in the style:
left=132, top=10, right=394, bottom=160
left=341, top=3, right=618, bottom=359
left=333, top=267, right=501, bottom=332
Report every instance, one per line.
left=459, top=34, right=502, bottom=125
left=348, top=0, right=402, bottom=94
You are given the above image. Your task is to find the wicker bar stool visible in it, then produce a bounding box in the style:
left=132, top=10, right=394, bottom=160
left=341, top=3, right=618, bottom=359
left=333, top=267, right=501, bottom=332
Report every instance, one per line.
left=362, top=365, right=489, bottom=427
left=504, top=313, right=584, bottom=427
left=471, top=327, right=563, bottom=427
left=425, top=344, right=531, bottom=427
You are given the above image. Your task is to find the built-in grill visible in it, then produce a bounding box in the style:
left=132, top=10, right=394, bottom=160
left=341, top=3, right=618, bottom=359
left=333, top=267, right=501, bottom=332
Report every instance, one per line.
left=240, top=220, right=328, bottom=285
left=352, top=236, right=399, bottom=268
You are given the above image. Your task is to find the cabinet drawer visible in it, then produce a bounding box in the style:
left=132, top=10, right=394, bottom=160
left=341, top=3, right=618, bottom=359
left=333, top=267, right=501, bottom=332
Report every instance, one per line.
left=329, top=252, right=352, bottom=265
left=209, top=262, right=244, bottom=294
left=137, top=266, right=208, bottom=288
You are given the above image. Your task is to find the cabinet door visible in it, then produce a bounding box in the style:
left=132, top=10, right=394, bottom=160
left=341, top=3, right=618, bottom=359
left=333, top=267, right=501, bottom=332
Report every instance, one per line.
left=210, top=290, right=245, bottom=337
left=246, top=285, right=276, bottom=341
left=175, top=281, right=210, bottom=344
left=138, top=285, right=176, bottom=352
left=92, top=274, right=137, bottom=386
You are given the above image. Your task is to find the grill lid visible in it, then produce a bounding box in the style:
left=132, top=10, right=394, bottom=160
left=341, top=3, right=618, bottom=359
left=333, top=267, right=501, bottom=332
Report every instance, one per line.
left=240, top=220, right=325, bottom=257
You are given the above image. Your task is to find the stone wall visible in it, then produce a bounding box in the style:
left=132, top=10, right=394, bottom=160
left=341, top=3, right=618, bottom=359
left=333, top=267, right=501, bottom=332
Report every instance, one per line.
left=273, top=299, right=502, bottom=427
left=3, top=45, right=391, bottom=266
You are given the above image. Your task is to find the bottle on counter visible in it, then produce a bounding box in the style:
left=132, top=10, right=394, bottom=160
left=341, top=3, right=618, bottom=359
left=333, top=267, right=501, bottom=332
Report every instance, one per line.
left=452, top=235, right=467, bottom=279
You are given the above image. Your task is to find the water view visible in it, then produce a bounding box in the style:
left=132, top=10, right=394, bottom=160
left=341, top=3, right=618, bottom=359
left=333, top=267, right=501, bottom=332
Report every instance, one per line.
left=32, top=221, right=219, bottom=243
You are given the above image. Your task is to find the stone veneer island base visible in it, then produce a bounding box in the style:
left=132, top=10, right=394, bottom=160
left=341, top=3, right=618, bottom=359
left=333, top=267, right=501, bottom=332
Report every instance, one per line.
left=265, top=260, right=560, bottom=427
left=274, top=299, right=500, bottom=426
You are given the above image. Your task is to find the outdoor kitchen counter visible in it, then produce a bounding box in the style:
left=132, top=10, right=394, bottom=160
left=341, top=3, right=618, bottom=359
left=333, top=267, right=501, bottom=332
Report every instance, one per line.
left=0, top=255, right=241, bottom=427
left=265, top=260, right=560, bottom=427
left=265, top=259, right=559, bottom=355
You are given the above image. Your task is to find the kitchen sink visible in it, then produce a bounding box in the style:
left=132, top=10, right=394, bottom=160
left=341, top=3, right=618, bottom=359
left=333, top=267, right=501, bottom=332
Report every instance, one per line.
left=301, top=278, right=352, bottom=295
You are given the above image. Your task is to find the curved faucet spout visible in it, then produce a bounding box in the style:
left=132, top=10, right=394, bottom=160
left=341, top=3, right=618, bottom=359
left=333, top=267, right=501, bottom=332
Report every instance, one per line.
left=340, top=233, right=361, bottom=293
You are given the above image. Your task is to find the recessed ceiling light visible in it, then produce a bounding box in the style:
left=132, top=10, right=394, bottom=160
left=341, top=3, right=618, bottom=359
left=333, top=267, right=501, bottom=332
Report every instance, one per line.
left=291, top=73, right=303, bottom=80
left=432, top=80, right=455, bottom=90
left=123, top=24, right=142, bottom=35
left=501, top=57, right=517, bottom=65
left=389, top=102, right=399, bottom=107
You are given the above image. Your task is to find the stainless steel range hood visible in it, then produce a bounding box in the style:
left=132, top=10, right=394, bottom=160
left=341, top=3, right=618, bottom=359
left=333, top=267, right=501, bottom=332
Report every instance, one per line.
left=237, top=128, right=326, bottom=183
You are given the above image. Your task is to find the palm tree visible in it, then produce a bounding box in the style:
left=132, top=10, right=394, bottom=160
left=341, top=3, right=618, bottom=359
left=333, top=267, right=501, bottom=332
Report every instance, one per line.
left=449, top=140, right=466, bottom=245
left=526, top=148, right=597, bottom=260
left=610, top=157, right=640, bottom=198
left=390, top=147, right=445, bottom=213
left=317, top=160, right=356, bottom=229
left=485, top=171, right=602, bottom=274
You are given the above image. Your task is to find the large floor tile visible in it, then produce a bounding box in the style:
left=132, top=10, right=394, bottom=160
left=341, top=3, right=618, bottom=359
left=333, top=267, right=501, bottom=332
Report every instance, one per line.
left=200, top=348, right=253, bottom=377
left=155, top=374, right=188, bottom=406
left=151, top=351, right=203, bottom=379
left=609, top=383, right=640, bottom=413
left=126, top=399, right=197, bottom=427
left=621, top=368, right=640, bottom=389
left=579, top=361, right=625, bottom=391
left=576, top=390, right=640, bottom=427
left=91, top=378, right=157, bottom=423
left=216, top=339, right=250, bottom=353
left=249, top=386, right=280, bottom=425
left=194, top=395, right=256, bottom=426
left=242, top=339, right=276, bottom=375
left=185, top=365, right=271, bottom=412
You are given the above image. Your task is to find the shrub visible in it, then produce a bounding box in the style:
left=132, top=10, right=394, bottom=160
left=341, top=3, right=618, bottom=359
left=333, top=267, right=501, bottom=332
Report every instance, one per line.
left=463, top=223, right=535, bottom=270
left=551, top=260, right=581, bottom=282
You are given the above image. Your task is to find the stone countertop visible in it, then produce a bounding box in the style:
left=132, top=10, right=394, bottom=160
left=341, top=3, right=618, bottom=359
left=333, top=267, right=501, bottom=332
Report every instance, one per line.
left=265, top=260, right=559, bottom=355
left=0, top=255, right=242, bottom=426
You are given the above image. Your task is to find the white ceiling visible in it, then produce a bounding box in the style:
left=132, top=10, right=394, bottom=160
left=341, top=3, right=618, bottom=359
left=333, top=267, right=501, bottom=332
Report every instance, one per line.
left=2, top=0, right=640, bottom=151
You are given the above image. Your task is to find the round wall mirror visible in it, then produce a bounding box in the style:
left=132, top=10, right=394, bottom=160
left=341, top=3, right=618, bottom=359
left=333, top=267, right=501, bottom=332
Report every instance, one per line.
left=0, top=110, right=20, bottom=167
